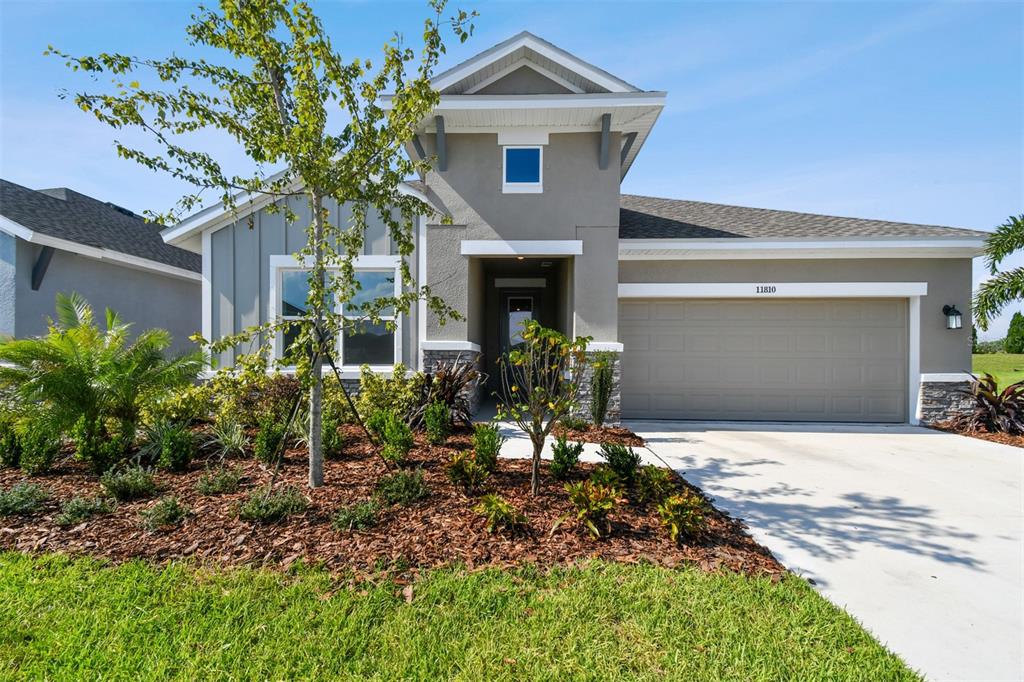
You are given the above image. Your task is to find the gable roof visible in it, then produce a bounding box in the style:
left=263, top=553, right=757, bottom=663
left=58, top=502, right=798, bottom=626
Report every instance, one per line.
left=0, top=179, right=200, bottom=274
left=432, top=31, right=641, bottom=95
left=619, top=194, right=989, bottom=240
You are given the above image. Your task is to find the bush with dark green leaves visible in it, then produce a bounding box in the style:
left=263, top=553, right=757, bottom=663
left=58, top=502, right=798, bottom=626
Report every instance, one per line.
left=472, top=423, right=504, bottom=473
left=322, top=411, right=345, bottom=459
left=658, top=492, right=707, bottom=544
left=473, top=494, right=527, bottom=534
left=598, top=443, right=642, bottom=489
left=447, top=450, right=490, bottom=495
left=375, top=469, right=428, bottom=506
left=1006, top=312, right=1024, bottom=354
left=424, top=401, right=450, bottom=445
left=589, top=465, right=622, bottom=492
left=238, top=486, right=309, bottom=523
left=253, top=415, right=288, bottom=465
left=0, top=411, right=21, bottom=468
left=370, top=409, right=414, bottom=466
left=195, top=467, right=243, bottom=495
left=0, top=482, right=50, bottom=517
left=635, top=465, right=677, bottom=505
left=589, top=351, right=615, bottom=426
left=550, top=436, right=583, bottom=481
left=559, top=415, right=589, bottom=432
left=55, top=496, right=115, bottom=527
left=18, top=426, right=61, bottom=476
left=100, top=466, right=158, bottom=502
left=71, top=415, right=129, bottom=474
left=331, top=500, right=378, bottom=532
left=155, top=422, right=194, bottom=472
left=140, top=496, right=190, bottom=531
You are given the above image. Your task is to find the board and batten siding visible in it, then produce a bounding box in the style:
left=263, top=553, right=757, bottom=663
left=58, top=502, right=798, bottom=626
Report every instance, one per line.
left=207, top=195, right=419, bottom=368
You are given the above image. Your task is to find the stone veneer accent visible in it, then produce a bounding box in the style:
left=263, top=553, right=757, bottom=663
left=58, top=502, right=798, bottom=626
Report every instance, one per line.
left=421, top=349, right=485, bottom=415
left=574, top=351, right=622, bottom=426
left=918, top=380, right=973, bottom=425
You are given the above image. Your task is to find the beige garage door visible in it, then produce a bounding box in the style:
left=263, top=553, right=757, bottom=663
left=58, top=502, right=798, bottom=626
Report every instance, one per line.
left=620, top=298, right=908, bottom=422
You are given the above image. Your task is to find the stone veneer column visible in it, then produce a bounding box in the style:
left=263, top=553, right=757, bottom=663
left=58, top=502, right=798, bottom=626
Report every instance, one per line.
left=917, top=380, right=973, bottom=425
left=574, top=350, right=622, bottom=426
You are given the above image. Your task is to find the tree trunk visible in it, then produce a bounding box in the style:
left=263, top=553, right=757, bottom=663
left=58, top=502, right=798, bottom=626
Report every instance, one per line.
left=530, top=435, right=543, bottom=496
left=308, top=191, right=325, bottom=488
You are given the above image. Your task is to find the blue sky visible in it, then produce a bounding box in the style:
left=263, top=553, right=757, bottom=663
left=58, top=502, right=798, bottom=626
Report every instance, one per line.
left=1, top=0, right=1021, bottom=337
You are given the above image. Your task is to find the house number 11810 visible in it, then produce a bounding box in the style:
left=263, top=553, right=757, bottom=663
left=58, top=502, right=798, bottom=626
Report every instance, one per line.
left=756, top=285, right=777, bottom=294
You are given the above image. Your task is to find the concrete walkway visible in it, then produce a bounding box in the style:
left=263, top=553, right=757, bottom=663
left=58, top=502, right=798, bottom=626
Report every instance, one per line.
left=627, top=421, right=1023, bottom=682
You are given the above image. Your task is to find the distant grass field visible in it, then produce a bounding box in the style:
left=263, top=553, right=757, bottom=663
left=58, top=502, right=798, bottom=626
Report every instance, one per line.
left=972, top=354, right=1024, bottom=387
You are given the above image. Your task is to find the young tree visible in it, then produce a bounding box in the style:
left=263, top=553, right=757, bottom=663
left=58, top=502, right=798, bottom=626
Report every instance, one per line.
left=48, top=0, right=473, bottom=487
left=497, top=321, right=590, bottom=496
left=1005, top=312, right=1024, bottom=354
left=974, top=214, right=1024, bottom=331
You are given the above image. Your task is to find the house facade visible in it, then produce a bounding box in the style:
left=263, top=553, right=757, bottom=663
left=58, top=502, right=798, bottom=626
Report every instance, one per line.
left=161, top=32, right=986, bottom=425
left=1, top=180, right=201, bottom=352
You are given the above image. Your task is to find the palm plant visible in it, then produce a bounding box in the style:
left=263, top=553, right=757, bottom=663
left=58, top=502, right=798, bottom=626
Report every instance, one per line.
left=974, top=215, right=1024, bottom=331
left=0, top=292, right=204, bottom=444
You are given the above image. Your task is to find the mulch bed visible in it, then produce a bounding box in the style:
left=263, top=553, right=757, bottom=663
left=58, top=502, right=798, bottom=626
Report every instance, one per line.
left=551, top=424, right=645, bottom=447
left=931, top=422, right=1024, bottom=448
left=0, top=425, right=782, bottom=578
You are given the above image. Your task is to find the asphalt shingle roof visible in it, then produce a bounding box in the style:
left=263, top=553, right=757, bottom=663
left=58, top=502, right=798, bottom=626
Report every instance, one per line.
left=619, top=194, right=988, bottom=240
left=0, top=179, right=200, bottom=272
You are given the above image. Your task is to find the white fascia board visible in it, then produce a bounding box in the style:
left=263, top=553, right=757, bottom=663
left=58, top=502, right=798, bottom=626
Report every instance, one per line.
left=618, top=238, right=987, bottom=260
left=461, top=240, right=583, bottom=256
left=421, top=340, right=481, bottom=352
left=431, top=33, right=638, bottom=94
left=0, top=215, right=201, bottom=282
left=409, top=93, right=667, bottom=112
left=618, top=282, right=929, bottom=298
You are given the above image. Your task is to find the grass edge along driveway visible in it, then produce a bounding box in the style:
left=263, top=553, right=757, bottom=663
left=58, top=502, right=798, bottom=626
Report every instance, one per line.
left=0, top=553, right=919, bottom=681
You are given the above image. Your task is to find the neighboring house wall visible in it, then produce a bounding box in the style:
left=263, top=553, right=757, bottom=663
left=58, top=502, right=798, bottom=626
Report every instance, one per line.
left=0, top=232, right=15, bottom=337
left=419, top=131, right=622, bottom=343
left=206, top=195, right=419, bottom=369
left=14, top=239, right=199, bottom=352
left=617, top=257, right=974, bottom=374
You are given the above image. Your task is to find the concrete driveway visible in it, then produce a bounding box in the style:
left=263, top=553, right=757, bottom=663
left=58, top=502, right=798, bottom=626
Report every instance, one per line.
left=629, top=421, right=1023, bottom=682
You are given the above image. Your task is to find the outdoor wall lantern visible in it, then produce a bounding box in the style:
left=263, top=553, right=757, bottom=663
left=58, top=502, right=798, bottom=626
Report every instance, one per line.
left=942, top=304, right=963, bottom=330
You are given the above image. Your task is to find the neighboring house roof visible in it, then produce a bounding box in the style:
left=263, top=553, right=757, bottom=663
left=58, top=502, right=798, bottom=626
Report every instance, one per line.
left=0, top=179, right=200, bottom=273
left=619, top=194, right=989, bottom=240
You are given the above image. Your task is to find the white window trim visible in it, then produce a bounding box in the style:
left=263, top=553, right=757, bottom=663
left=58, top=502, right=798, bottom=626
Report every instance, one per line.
left=268, top=254, right=402, bottom=373
left=502, top=145, right=543, bottom=194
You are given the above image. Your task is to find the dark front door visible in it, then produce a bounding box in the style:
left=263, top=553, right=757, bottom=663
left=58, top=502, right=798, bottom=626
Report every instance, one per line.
left=500, top=295, right=535, bottom=355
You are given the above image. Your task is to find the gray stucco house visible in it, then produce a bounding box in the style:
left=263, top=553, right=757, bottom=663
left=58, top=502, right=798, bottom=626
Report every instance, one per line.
left=161, top=31, right=987, bottom=425
left=0, top=179, right=200, bottom=351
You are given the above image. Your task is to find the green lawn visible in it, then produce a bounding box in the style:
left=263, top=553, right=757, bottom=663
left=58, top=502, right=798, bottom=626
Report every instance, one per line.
left=972, top=353, right=1024, bottom=387
left=0, top=554, right=917, bottom=681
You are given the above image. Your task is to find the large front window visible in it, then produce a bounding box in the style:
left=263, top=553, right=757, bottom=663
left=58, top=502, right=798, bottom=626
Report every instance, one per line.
left=342, top=270, right=396, bottom=367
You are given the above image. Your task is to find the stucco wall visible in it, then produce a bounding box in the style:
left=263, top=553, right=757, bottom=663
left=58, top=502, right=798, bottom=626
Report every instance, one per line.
left=617, top=257, right=974, bottom=374
left=13, top=239, right=199, bottom=353
left=0, top=232, right=15, bottom=337
left=207, top=196, right=419, bottom=367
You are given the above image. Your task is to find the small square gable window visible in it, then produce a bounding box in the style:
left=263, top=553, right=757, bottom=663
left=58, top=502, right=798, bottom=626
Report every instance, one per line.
left=503, top=146, right=542, bottom=193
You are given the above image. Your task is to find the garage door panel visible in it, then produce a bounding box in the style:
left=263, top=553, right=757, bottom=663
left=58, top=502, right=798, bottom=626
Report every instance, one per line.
left=620, top=298, right=907, bottom=422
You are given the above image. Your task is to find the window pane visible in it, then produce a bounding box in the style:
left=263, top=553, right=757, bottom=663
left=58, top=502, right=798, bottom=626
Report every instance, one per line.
left=281, top=270, right=309, bottom=317
left=346, top=271, right=394, bottom=317
left=343, top=321, right=394, bottom=366
left=505, top=148, right=540, bottom=183
left=282, top=321, right=302, bottom=356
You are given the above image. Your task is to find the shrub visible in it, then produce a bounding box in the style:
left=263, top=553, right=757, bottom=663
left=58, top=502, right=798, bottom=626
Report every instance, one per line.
left=100, top=466, right=158, bottom=502
left=238, top=486, right=309, bottom=523
left=357, top=364, right=423, bottom=422
left=207, top=416, right=248, bottom=460
left=0, top=482, right=50, bottom=516
left=589, top=465, right=621, bottom=490
left=1006, top=312, right=1024, bottom=354
left=322, top=411, right=345, bottom=459
left=0, top=411, right=21, bottom=468
left=195, top=466, right=243, bottom=495
left=370, top=410, right=414, bottom=466
left=565, top=480, right=618, bottom=539
left=550, top=436, right=583, bottom=481
left=474, top=494, right=527, bottom=534
left=71, top=415, right=128, bottom=474
left=472, top=422, right=504, bottom=473
left=55, top=496, right=115, bottom=527
left=18, top=426, right=61, bottom=476
left=950, top=373, right=1024, bottom=434
left=558, top=415, right=589, bottom=432
left=589, top=351, right=615, bottom=426
left=447, top=450, right=490, bottom=495
left=635, top=465, right=677, bottom=505
left=408, top=357, right=480, bottom=428
left=156, top=423, right=194, bottom=472
left=140, top=496, right=190, bottom=531
left=332, top=500, right=378, bottom=532
left=658, top=492, right=707, bottom=543
left=253, top=415, right=288, bottom=465
left=424, top=401, right=451, bottom=445
left=375, top=469, right=429, bottom=506
left=599, top=443, right=642, bottom=488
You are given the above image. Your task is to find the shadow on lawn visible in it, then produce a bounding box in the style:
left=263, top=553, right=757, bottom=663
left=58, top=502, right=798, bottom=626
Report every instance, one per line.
left=666, top=453, right=985, bottom=582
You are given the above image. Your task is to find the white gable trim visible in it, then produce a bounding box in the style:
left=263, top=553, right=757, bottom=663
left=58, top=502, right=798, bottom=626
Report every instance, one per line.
left=464, top=59, right=585, bottom=95
left=619, top=238, right=987, bottom=260
left=0, top=215, right=200, bottom=282
left=432, top=32, right=638, bottom=94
